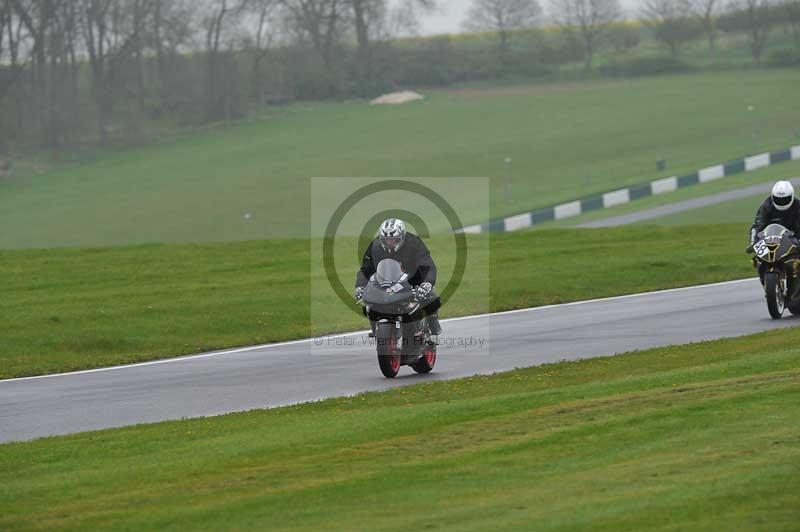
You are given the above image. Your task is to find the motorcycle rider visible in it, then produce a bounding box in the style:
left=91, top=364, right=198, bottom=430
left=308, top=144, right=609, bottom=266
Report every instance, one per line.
left=748, top=180, right=800, bottom=299
left=355, top=218, right=442, bottom=337
left=748, top=180, right=800, bottom=253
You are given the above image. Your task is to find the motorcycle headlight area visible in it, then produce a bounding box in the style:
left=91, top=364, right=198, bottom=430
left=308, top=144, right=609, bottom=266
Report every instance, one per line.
left=754, top=241, right=770, bottom=257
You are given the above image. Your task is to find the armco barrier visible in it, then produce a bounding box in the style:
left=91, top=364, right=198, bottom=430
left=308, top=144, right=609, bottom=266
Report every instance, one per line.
left=460, top=145, right=800, bottom=234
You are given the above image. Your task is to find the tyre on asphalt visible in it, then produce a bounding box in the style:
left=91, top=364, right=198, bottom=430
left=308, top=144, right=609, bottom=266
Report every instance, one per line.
left=376, top=323, right=401, bottom=378
left=765, top=272, right=785, bottom=320
left=412, top=344, right=436, bottom=374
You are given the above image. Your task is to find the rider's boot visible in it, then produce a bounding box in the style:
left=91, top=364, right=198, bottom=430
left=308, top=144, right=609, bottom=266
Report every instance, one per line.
left=792, top=279, right=800, bottom=302
left=427, top=312, right=442, bottom=339
left=791, top=262, right=800, bottom=302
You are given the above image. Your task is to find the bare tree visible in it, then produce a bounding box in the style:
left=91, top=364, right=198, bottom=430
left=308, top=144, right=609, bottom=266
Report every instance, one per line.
left=81, top=0, right=156, bottom=143
left=280, top=0, right=345, bottom=94
left=727, top=0, right=772, bottom=63
left=201, top=0, right=248, bottom=119
left=695, top=0, right=720, bottom=50
left=248, top=0, right=278, bottom=102
left=0, top=0, right=27, bottom=140
left=550, top=0, right=621, bottom=70
left=45, top=0, right=83, bottom=145
left=786, top=0, right=800, bottom=47
left=642, top=0, right=700, bottom=55
left=345, top=0, right=435, bottom=92
left=0, top=1, right=8, bottom=144
left=388, top=0, right=437, bottom=35
left=152, top=0, right=194, bottom=112
left=349, top=0, right=384, bottom=91
left=0, top=1, right=6, bottom=61
left=463, top=0, right=541, bottom=51
left=61, top=1, right=80, bottom=103
left=9, top=0, right=66, bottom=147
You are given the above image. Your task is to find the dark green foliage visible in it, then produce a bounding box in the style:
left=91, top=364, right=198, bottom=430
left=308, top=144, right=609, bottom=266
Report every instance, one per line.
left=599, top=55, right=693, bottom=76
left=651, top=16, right=704, bottom=56
left=767, top=48, right=800, bottom=66
left=608, top=23, right=643, bottom=53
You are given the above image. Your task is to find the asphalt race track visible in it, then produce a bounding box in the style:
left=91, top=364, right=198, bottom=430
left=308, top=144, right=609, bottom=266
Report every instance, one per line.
left=2, top=278, right=797, bottom=443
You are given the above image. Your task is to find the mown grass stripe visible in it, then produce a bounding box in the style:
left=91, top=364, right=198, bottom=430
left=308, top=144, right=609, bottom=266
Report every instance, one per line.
left=1, top=327, right=798, bottom=531
left=0, top=225, right=754, bottom=379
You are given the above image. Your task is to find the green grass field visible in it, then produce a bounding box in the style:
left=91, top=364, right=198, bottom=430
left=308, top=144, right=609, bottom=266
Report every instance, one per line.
left=0, top=225, right=754, bottom=379
left=1, top=70, right=799, bottom=248
left=2, top=327, right=798, bottom=531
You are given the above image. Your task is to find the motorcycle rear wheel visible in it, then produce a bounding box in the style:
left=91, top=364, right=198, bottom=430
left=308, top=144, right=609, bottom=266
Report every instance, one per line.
left=412, top=344, right=437, bottom=374
left=765, top=272, right=785, bottom=320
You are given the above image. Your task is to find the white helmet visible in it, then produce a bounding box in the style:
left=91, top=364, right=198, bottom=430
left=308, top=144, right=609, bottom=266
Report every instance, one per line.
left=379, top=218, right=406, bottom=253
left=771, top=180, right=795, bottom=211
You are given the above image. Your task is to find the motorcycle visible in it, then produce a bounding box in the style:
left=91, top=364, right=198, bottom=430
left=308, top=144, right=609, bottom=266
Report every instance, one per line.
left=750, top=223, right=800, bottom=319
left=360, top=259, right=437, bottom=378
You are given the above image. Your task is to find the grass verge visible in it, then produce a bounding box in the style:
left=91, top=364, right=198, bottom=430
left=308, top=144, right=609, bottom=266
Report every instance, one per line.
left=1, top=328, right=799, bottom=531
left=0, top=224, right=755, bottom=379
left=2, top=70, right=799, bottom=248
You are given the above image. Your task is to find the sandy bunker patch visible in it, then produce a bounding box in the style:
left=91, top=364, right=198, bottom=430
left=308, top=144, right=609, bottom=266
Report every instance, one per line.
left=370, top=91, right=425, bottom=105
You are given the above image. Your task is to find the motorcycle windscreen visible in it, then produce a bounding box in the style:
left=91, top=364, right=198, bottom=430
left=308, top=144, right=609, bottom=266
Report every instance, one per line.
left=763, top=224, right=790, bottom=238
left=375, top=259, right=404, bottom=287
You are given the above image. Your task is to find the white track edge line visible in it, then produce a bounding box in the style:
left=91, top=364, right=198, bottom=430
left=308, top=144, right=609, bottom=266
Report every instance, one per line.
left=2, top=277, right=757, bottom=384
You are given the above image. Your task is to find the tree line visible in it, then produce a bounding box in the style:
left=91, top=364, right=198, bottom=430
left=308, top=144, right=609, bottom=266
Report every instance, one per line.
left=466, top=0, right=799, bottom=66
left=0, top=0, right=798, bottom=153
left=0, top=0, right=435, bottom=150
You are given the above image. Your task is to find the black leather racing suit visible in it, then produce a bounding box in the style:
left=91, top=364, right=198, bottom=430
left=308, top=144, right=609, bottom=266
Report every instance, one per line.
left=750, top=197, right=800, bottom=295
left=356, top=233, right=442, bottom=317
left=749, top=197, right=800, bottom=244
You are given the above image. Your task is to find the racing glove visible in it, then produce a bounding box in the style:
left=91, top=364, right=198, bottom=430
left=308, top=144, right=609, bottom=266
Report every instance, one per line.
left=416, top=282, right=433, bottom=301
left=355, top=286, right=364, bottom=302
left=746, top=228, right=757, bottom=254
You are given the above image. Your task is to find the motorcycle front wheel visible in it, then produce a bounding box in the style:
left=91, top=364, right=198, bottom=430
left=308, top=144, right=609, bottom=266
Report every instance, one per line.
left=765, top=272, right=785, bottom=320
left=376, top=323, right=401, bottom=378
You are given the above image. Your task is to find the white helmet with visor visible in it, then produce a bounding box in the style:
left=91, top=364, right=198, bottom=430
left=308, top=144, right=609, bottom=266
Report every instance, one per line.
left=772, top=180, right=795, bottom=211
